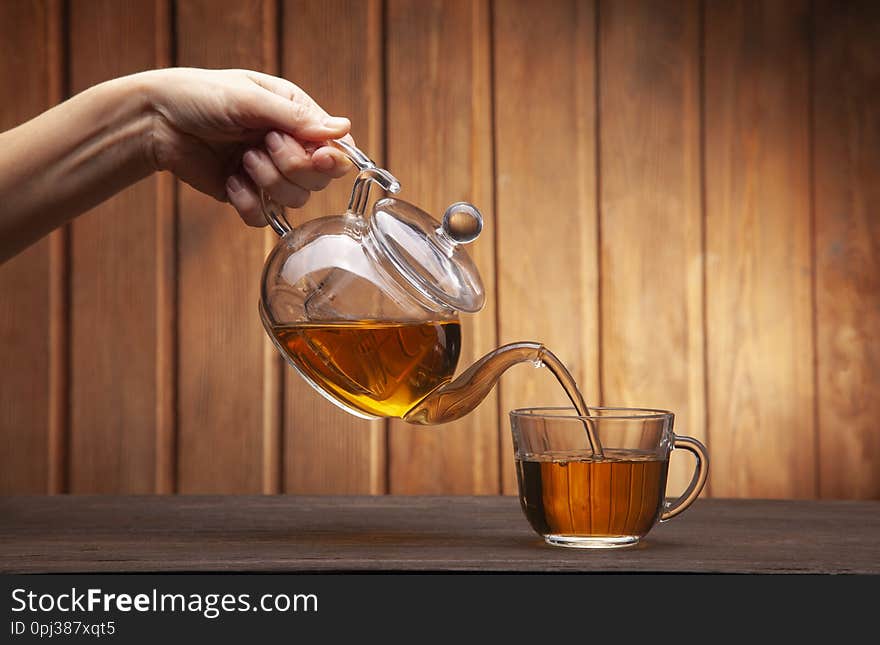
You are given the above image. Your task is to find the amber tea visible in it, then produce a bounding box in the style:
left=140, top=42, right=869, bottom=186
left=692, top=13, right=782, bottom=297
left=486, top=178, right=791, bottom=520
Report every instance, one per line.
left=271, top=320, right=461, bottom=418
left=516, top=450, right=669, bottom=541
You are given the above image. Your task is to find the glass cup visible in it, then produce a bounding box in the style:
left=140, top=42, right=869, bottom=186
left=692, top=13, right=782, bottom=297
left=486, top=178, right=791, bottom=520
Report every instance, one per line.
left=510, top=407, right=709, bottom=549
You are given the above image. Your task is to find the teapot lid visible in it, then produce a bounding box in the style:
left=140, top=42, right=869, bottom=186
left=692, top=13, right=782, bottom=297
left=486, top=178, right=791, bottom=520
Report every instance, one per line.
left=370, top=197, right=485, bottom=313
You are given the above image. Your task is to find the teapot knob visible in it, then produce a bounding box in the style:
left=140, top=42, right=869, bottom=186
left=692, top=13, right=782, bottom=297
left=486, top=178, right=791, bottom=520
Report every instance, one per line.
left=441, top=202, right=483, bottom=244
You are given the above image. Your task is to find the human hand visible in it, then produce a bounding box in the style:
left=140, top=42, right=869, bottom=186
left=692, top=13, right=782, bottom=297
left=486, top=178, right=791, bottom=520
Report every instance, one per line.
left=145, top=67, right=354, bottom=226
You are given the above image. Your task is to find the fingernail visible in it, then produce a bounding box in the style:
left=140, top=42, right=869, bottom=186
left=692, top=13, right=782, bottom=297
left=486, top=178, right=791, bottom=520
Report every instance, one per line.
left=314, top=154, right=335, bottom=171
left=266, top=131, right=283, bottom=153
left=227, top=175, right=243, bottom=193
left=242, top=149, right=259, bottom=169
left=323, top=116, right=350, bottom=131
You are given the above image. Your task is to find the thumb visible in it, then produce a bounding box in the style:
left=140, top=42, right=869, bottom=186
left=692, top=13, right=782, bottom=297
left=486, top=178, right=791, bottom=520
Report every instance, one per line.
left=252, top=87, right=351, bottom=142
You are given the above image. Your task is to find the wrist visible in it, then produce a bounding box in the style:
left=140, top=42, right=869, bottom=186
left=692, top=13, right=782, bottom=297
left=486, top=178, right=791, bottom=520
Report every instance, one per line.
left=120, top=69, right=178, bottom=173
left=80, top=72, right=162, bottom=177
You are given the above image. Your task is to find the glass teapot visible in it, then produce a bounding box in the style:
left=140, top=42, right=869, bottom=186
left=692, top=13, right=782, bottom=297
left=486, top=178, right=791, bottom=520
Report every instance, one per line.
left=259, top=139, right=560, bottom=425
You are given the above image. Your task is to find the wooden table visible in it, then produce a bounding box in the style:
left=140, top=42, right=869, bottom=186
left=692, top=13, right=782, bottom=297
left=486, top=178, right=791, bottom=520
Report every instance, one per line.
left=1, top=497, right=877, bottom=574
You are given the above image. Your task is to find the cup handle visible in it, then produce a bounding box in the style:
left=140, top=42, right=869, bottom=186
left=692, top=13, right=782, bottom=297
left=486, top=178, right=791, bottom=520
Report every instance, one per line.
left=660, top=435, right=709, bottom=522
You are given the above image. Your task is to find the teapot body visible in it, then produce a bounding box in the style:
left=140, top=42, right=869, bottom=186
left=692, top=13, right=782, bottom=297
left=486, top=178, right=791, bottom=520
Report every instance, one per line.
left=259, top=212, right=462, bottom=419
left=258, top=139, right=486, bottom=423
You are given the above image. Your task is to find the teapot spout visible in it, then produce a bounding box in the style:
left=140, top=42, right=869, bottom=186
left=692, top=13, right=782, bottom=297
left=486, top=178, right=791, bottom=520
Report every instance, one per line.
left=402, top=342, right=544, bottom=425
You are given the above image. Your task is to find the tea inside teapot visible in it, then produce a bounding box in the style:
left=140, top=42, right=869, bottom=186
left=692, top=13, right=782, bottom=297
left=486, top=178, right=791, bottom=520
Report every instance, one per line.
left=270, top=319, right=461, bottom=419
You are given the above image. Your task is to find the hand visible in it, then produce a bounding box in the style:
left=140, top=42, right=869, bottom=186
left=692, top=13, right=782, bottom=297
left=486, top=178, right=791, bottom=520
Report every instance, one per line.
left=146, top=68, right=354, bottom=226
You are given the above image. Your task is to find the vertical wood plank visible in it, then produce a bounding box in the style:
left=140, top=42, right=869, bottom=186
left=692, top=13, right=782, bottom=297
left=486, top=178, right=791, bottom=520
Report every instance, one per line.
left=47, top=0, right=68, bottom=495
left=705, top=0, right=815, bottom=498
left=154, top=0, right=176, bottom=494
left=386, top=0, right=498, bottom=494
left=599, top=0, right=704, bottom=496
left=281, top=0, right=387, bottom=494
left=68, top=0, right=168, bottom=493
left=813, top=0, right=880, bottom=499
left=494, top=0, right=598, bottom=493
left=0, top=0, right=59, bottom=493
left=176, top=0, right=277, bottom=493
left=261, top=0, right=283, bottom=497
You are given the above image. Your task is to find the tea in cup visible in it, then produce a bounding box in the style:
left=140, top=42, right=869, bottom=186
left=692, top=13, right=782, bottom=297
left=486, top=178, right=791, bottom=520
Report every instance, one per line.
left=510, top=407, right=708, bottom=548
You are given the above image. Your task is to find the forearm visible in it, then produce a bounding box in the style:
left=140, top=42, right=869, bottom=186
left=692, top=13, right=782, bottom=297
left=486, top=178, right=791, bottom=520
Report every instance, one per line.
left=0, top=73, right=157, bottom=262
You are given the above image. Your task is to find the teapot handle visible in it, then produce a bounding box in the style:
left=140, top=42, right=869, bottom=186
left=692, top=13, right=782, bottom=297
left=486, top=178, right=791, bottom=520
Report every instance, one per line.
left=260, top=189, right=293, bottom=237
left=261, top=139, right=400, bottom=236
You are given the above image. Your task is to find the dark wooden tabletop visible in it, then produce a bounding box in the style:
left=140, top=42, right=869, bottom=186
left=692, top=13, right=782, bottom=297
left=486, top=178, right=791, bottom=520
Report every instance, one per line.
left=0, top=496, right=877, bottom=574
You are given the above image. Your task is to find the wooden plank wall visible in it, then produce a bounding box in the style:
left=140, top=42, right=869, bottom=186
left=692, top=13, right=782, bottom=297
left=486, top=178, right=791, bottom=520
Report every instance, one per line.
left=0, top=0, right=877, bottom=499
left=0, top=0, right=63, bottom=493
left=813, top=0, right=880, bottom=499
left=67, top=0, right=172, bottom=493
left=705, top=0, right=815, bottom=498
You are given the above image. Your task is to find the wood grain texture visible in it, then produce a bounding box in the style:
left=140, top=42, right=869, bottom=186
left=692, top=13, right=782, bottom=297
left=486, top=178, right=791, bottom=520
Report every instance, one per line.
left=386, top=0, right=498, bottom=494
left=704, top=0, right=815, bottom=498
left=0, top=1, right=57, bottom=493
left=154, top=0, right=175, bottom=494
left=1, top=496, right=877, bottom=573
left=260, top=0, right=283, bottom=496
left=46, top=0, right=68, bottom=496
left=4, top=0, right=880, bottom=500
left=68, top=0, right=167, bottom=493
left=280, top=0, right=386, bottom=494
left=813, top=0, right=880, bottom=499
left=494, top=0, right=598, bottom=493
left=599, top=0, right=705, bottom=496
left=175, top=0, right=276, bottom=493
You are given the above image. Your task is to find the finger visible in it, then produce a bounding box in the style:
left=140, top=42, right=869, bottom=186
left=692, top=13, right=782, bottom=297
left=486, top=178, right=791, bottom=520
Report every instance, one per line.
left=311, top=145, right=355, bottom=179
left=313, top=133, right=360, bottom=178
left=264, top=132, right=334, bottom=190
left=243, top=74, right=350, bottom=141
left=225, top=174, right=266, bottom=227
left=245, top=70, right=299, bottom=98
left=242, top=148, right=311, bottom=208
left=245, top=73, right=350, bottom=140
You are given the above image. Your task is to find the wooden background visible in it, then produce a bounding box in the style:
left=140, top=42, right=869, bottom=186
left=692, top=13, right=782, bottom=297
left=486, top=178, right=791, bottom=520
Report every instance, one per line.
left=1, top=0, right=877, bottom=499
